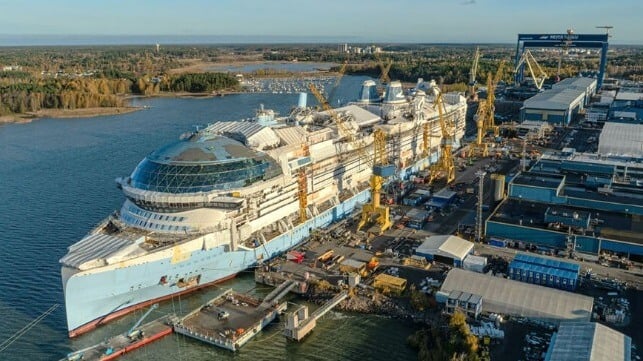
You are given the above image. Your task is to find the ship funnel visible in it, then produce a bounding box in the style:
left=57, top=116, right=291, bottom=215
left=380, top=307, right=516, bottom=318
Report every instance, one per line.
left=383, top=81, right=406, bottom=104
left=298, top=92, right=307, bottom=108
left=358, top=80, right=380, bottom=103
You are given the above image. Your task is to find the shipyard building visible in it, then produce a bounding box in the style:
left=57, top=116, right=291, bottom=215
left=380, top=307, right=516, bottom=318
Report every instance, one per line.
left=544, top=322, right=631, bottom=361
left=486, top=148, right=643, bottom=261
left=440, top=269, right=593, bottom=324
left=521, top=78, right=597, bottom=125
left=508, top=253, right=580, bottom=291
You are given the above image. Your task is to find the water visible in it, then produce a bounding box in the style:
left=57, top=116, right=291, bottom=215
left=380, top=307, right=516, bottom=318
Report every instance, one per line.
left=207, top=62, right=337, bottom=73
left=0, top=76, right=419, bottom=360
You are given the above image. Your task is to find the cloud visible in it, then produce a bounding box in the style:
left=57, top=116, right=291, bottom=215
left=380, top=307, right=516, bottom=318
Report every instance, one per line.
left=461, top=0, right=476, bottom=5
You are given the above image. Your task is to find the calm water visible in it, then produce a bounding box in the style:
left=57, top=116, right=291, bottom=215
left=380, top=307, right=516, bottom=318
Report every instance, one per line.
left=207, top=62, right=337, bottom=73
left=0, top=76, right=418, bottom=360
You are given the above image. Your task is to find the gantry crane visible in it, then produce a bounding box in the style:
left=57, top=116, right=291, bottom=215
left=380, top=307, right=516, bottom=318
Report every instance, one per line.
left=483, top=60, right=506, bottom=138
left=356, top=129, right=393, bottom=233
left=515, top=50, right=547, bottom=91
left=308, top=83, right=392, bottom=234
left=468, top=47, right=481, bottom=102
left=428, top=91, right=456, bottom=185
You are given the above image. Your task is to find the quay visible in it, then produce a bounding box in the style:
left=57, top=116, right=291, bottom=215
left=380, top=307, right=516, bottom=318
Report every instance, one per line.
left=173, top=289, right=287, bottom=351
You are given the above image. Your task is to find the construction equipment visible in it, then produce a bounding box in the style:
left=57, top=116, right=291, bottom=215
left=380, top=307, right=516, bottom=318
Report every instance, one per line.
left=127, top=303, right=158, bottom=339
left=556, top=29, right=575, bottom=82
left=308, top=84, right=392, bottom=234
left=297, top=143, right=310, bottom=224
left=356, top=129, right=394, bottom=233
left=514, top=50, right=547, bottom=90
left=468, top=47, right=481, bottom=101
left=376, top=56, right=393, bottom=85
left=468, top=101, right=490, bottom=158
left=428, top=91, right=456, bottom=184
left=484, top=60, right=506, bottom=137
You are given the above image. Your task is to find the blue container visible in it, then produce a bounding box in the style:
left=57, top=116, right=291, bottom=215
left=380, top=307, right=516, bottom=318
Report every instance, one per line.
left=489, top=238, right=507, bottom=248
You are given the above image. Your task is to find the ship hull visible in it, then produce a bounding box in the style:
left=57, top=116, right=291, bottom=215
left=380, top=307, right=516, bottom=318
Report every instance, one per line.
left=63, top=189, right=371, bottom=337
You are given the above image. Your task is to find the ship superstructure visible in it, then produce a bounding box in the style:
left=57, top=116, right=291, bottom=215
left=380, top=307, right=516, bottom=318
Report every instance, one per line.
left=60, top=79, right=467, bottom=337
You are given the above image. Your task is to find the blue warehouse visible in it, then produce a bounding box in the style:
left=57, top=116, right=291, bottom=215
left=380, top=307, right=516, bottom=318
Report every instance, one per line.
left=508, top=253, right=580, bottom=291
left=486, top=150, right=643, bottom=262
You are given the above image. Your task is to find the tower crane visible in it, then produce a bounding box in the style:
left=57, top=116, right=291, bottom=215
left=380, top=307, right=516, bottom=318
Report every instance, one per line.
left=308, top=84, right=393, bottom=234
left=428, top=91, right=456, bottom=185
left=484, top=60, right=506, bottom=138
left=515, top=50, right=547, bottom=91
left=468, top=47, right=481, bottom=102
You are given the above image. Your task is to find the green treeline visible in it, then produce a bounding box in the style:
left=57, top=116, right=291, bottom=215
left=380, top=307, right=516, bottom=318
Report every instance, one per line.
left=164, top=73, right=239, bottom=93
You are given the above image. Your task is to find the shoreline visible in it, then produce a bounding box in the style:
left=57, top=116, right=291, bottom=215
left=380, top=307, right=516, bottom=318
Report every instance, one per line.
left=0, top=106, right=143, bottom=125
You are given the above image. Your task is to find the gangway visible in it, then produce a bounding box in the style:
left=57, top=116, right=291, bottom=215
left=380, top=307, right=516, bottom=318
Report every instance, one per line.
left=261, top=280, right=296, bottom=306
left=284, top=291, right=348, bottom=341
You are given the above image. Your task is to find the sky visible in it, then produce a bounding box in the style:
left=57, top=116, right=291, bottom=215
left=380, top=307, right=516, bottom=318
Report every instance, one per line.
left=0, top=0, right=641, bottom=45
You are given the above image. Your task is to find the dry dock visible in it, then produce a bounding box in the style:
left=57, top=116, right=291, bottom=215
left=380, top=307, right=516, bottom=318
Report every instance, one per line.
left=173, top=289, right=287, bottom=351
left=62, top=315, right=175, bottom=361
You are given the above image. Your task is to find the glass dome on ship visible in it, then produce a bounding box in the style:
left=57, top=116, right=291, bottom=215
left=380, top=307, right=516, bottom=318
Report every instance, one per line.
left=127, top=134, right=282, bottom=194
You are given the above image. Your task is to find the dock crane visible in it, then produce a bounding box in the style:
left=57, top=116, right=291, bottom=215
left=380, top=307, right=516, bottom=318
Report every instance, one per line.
left=468, top=47, right=481, bottom=102
left=297, top=143, right=310, bottom=224
left=428, top=91, right=456, bottom=185
left=484, top=60, right=506, bottom=138
left=468, top=101, right=490, bottom=158
left=514, top=50, right=547, bottom=91
left=308, top=83, right=392, bottom=234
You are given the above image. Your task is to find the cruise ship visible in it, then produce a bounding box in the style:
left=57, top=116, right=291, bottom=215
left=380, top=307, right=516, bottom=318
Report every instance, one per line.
left=60, top=79, right=467, bottom=337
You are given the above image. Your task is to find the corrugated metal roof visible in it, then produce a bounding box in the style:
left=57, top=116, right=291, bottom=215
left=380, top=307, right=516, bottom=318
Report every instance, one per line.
left=551, top=77, right=597, bottom=91
left=598, top=122, right=643, bottom=157
left=440, top=269, right=593, bottom=323
left=273, top=126, right=308, bottom=146
left=514, top=253, right=580, bottom=273
left=322, top=104, right=381, bottom=127
left=547, top=322, right=631, bottom=361
left=524, top=88, right=585, bottom=111
left=207, top=121, right=281, bottom=149
left=417, top=235, right=473, bottom=261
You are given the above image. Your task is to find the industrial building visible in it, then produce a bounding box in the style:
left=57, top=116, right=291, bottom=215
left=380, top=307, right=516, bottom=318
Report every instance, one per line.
left=544, top=322, right=631, bottom=361
left=445, top=290, right=483, bottom=319
left=425, top=187, right=457, bottom=210
left=415, top=235, right=474, bottom=266
left=440, top=269, right=594, bottom=324
left=508, top=253, right=580, bottom=291
left=521, top=77, right=597, bottom=125
left=597, top=123, right=643, bottom=157
left=486, top=150, right=643, bottom=260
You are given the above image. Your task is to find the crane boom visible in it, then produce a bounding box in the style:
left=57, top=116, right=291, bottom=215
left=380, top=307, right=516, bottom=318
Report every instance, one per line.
left=468, top=47, right=481, bottom=100
left=484, top=60, right=506, bottom=137
left=428, top=92, right=456, bottom=184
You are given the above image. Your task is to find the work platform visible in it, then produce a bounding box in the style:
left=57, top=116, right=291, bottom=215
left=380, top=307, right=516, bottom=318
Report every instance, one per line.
left=173, top=289, right=287, bottom=351
left=62, top=315, right=175, bottom=361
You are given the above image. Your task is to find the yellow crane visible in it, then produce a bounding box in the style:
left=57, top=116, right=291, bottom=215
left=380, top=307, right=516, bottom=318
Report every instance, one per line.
left=484, top=60, right=506, bottom=138
left=428, top=92, right=456, bottom=184
left=308, top=83, right=392, bottom=234
left=297, top=143, right=310, bottom=224
left=468, top=47, right=481, bottom=102
left=468, top=101, right=490, bottom=158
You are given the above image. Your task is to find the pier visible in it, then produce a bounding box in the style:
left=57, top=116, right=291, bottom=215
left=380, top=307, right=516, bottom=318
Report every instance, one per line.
left=173, top=289, right=287, bottom=351
left=284, top=291, right=349, bottom=341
